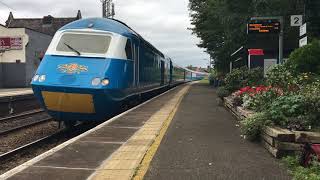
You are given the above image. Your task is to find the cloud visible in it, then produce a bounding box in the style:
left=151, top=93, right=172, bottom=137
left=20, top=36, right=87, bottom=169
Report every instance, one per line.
left=0, top=0, right=209, bottom=67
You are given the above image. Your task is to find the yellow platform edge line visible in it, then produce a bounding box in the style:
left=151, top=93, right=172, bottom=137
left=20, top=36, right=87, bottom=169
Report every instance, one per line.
left=132, top=85, right=191, bottom=180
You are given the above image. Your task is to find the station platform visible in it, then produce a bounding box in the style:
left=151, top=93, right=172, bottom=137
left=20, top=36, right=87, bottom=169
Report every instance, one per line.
left=0, top=88, right=33, bottom=99
left=0, top=88, right=37, bottom=117
left=0, top=83, right=291, bottom=180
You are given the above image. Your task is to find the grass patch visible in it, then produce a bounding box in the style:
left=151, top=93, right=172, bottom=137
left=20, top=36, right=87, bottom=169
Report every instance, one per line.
left=283, top=156, right=320, bottom=180
left=199, top=78, right=209, bottom=84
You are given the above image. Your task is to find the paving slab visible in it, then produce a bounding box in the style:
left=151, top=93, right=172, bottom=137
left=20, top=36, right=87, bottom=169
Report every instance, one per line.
left=145, top=83, right=291, bottom=180
left=7, top=166, right=93, bottom=180
left=34, top=141, right=120, bottom=169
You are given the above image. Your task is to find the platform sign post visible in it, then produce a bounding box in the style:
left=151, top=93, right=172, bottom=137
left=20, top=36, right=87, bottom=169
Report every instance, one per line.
left=299, top=36, right=308, bottom=47
left=300, top=23, right=307, bottom=37
left=291, top=15, right=303, bottom=27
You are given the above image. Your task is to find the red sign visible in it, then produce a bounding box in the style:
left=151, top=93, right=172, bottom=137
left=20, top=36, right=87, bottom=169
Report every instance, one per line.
left=0, top=37, right=23, bottom=50
left=248, top=49, right=264, bottom=56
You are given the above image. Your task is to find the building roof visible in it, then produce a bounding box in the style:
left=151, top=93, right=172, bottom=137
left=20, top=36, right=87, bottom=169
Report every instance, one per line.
left=5, top=10, right=82, bottom=36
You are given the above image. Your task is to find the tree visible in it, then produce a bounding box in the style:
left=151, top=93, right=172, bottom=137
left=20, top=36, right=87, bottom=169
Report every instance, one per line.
left=189, top=0, right=306, bottom=73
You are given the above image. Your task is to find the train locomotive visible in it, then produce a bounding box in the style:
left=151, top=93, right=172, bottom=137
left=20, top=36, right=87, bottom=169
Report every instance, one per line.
left=31, top=18, right=197, bottom=126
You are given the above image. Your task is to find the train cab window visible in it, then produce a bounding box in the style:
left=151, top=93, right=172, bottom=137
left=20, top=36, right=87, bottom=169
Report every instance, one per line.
left=56, top=33, right=111, bottom=55
left=125, top=39, right=133, bottom=60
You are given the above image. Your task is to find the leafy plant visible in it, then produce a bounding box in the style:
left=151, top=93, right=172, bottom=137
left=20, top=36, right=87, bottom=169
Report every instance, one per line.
left=268, top=95, right=307, bottom=127
left=243, top=67, right=265, bottom=87
left=299, top=80, right=320, bottom=126
left=266, top=64, right=298, bottom=92
left=241, top=113, right=271, bottom=141
left=224, top=67, right=264, bottom=92
left=224, top=67, right=247, bottom=92
left=216, top=86, right=230, bottom=99
left=242, top=89, right=278, bottom=111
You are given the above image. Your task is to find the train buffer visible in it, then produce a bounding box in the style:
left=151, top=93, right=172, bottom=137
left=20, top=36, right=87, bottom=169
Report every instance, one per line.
left=1, top=82, right=291, bottom=180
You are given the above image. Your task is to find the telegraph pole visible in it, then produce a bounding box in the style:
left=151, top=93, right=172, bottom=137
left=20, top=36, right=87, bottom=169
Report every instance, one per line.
left=100, top=0, right=115, bottom=18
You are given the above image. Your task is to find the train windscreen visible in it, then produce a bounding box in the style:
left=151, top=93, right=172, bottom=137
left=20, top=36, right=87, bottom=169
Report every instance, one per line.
left=56, top=33, right=112, bottom=55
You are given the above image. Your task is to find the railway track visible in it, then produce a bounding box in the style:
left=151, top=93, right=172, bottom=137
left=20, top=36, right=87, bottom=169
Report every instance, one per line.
left=0, top=122, right=98, bottom=162
left=0, top=117, right=53, bottom=136
left=0, top=109, right=45, bottom=122
left=0, top=109, right=53, bottom=137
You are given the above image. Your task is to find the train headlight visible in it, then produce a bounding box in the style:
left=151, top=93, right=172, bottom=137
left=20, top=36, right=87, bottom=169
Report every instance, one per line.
left=39, top=75, right=46, bottom=82
left=101, top=79, right=110, bottom=86
left=92, top=78, right=101, bottom=86
left=33, top=75, right=40, bottom=82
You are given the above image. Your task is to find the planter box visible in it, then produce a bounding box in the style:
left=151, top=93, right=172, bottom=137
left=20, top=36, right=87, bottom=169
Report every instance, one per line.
left=223, top=96, right=320, bottom=158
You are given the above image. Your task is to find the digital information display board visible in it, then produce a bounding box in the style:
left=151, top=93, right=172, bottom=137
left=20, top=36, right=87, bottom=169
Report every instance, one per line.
left=247, top=20, right=280, bottom=34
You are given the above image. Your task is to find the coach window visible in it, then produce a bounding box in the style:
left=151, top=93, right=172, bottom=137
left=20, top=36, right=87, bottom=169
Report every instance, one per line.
left=125, top=39, right=133, bottom=60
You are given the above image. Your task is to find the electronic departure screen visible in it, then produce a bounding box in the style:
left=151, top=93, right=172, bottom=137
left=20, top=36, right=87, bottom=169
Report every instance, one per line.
left=247, top=20, right=280, bottom=34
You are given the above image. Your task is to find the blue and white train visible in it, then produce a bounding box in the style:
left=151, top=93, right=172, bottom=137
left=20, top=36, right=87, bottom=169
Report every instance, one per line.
left=31, top=18, right=201, bottom=125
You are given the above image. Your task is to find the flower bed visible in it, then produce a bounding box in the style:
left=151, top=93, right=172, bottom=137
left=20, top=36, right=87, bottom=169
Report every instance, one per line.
left=224, top=98, right=320, bottom=158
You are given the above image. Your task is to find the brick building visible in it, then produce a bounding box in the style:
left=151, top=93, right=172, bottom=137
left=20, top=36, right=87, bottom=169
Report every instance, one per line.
left=0, top=11, right=81, bottom=88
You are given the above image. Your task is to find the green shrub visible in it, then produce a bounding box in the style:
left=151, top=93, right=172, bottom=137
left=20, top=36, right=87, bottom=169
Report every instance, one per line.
left=209, top=72, right=217, bottom=85
left=242, top=89, right=279, bottom=111
left=283, top=156, right=320, bottom=180
left=216, top=86, right=230, bottom=99
left=287, top=40, right=320, bottom=75
left=299, top=80, right=320, bottom=126
left=224, top=67, right=264, bottom=92
left=243, top=67, right=265, bottom=86
left=268, top=95, right=310, bottom=128
left=241, top=113, right=271, bottom=141
left=224, top=67, right=246, bottom=91
left=267, top=64, right=298, bottom=91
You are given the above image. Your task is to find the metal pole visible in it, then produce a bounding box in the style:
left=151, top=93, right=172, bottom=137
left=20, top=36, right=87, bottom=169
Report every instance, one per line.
left=107, top=0, right=111, bottom=17
left=248, top=55, right=251, bottom=69
left=101, top=0, right=107, bottom=18
left=279, top=16, right=284, bottom=64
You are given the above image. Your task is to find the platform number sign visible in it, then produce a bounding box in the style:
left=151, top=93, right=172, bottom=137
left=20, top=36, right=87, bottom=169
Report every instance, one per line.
left=291, top=15, right=303, bottom=26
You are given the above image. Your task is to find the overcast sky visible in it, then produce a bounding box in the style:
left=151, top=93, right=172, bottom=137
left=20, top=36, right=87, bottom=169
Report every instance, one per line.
left=0, top=0, right=209, bottom=67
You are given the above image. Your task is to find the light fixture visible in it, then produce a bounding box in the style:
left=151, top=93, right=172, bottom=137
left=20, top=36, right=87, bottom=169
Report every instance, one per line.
left=33, top=75, right=39, bottom=82
left=101, top=79, right=110, bottom=86
left=39, top=75, right=46, bottom=82
left=92, top=78, right=101, bottom=86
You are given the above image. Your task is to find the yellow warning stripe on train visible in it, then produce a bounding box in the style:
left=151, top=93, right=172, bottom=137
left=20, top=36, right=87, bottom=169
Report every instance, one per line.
left=42, top=91, right=95, bottom=114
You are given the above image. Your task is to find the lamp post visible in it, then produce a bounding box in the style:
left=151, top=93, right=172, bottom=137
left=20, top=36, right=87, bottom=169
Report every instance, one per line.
left=201, top=58, right=211, bottom=72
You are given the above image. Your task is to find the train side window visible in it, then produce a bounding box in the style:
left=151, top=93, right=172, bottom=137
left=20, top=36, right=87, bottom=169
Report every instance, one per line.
left=125, top=39, right=133, bottom=60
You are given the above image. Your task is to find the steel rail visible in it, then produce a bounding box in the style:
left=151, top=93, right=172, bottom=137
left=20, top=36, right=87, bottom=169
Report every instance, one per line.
left=0, top=109, right=45, bottom=122
left=0, top=117, right=53, bottom=136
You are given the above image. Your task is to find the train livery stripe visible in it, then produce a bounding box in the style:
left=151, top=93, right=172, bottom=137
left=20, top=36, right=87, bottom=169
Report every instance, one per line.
left=42, top=91, right=95, bottom=114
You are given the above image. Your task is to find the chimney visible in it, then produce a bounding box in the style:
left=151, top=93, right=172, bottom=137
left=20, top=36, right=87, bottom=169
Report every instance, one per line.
left=5, top=12, right=14, bottom=27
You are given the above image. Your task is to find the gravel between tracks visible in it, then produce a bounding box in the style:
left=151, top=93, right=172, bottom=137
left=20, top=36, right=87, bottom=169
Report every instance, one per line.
left=0, top=121, right=59, bottom=154
left=0, top=113, right=51, bottom=133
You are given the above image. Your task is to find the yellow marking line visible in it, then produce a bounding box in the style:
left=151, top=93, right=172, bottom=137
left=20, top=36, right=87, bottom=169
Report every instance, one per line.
left=133, top=85, right=190, bottom=180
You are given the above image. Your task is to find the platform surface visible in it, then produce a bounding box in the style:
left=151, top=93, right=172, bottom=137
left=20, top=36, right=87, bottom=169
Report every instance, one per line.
left=1, top=84, right=189, bottom=180
left=0, top=88, right=33, bottom=98
left=144, top=83, right=291, bottom=180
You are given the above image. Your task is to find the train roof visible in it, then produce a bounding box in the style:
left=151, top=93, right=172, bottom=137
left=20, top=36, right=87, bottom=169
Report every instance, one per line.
left=59, top=18, right=164, bottom=57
